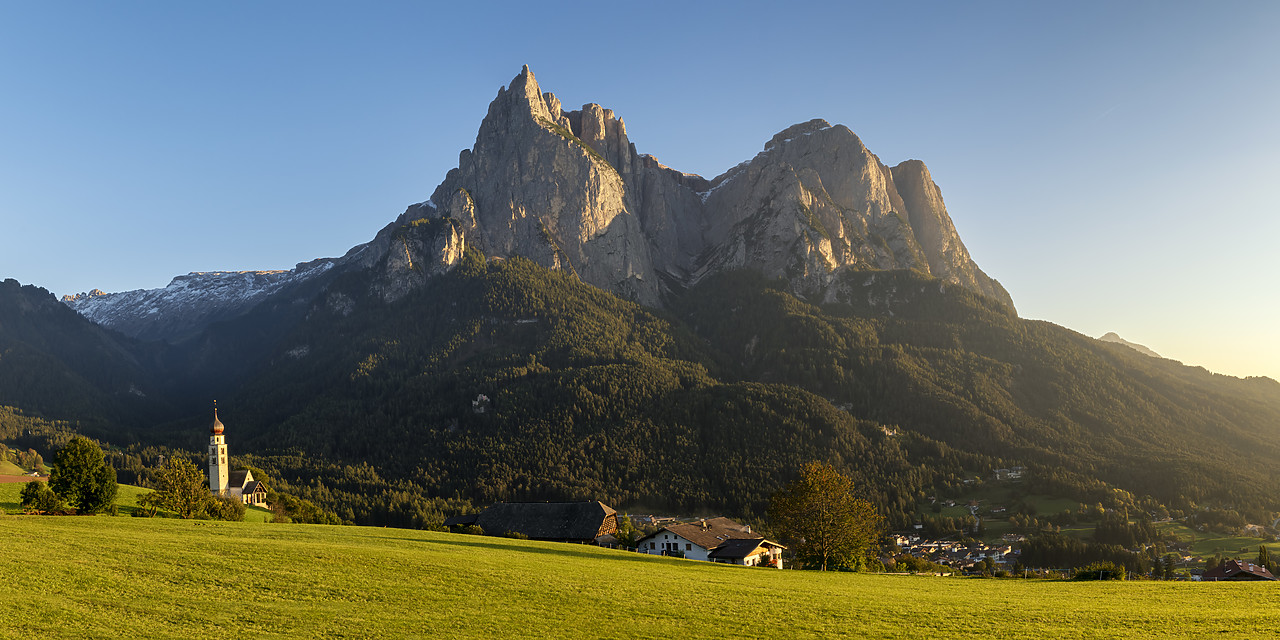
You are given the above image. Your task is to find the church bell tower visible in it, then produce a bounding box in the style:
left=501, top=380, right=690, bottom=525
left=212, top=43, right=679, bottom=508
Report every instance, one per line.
left=208, top=402, right=228, bottom=494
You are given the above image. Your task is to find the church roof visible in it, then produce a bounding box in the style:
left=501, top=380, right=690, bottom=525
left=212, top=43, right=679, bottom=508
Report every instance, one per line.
left=228, top=469, right=254, bottom=489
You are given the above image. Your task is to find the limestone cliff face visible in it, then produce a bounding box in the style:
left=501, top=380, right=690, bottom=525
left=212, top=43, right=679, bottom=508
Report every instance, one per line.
left=62, top=67, right=1014, bottom=340
left=426, top=66, right=660, bottom=304
left=890, top=160, right=1012, bottom=307
left=408, top=68, right=1013, bottom=311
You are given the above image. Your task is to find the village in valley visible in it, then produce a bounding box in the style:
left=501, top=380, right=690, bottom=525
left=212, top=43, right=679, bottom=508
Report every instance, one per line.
left=435, top=457, right=1280, bottom=582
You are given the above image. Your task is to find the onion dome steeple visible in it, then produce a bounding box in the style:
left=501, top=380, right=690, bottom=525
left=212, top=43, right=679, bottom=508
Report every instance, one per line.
left=210, top=401, right=224, bottom=435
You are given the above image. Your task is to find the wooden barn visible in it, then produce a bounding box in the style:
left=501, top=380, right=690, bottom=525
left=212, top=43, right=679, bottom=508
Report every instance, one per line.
left=464, top=501, right=618, bottom=543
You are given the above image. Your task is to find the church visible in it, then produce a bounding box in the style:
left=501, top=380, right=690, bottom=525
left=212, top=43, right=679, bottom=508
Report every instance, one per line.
left=208, top=405, right=268, bottom=507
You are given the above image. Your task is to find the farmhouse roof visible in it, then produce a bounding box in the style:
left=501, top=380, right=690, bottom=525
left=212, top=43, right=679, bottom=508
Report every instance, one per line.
left=475, top=501, right=617, bottom=541
left=1203, top=560, right=1277, bottom=581
left=707, top=537, right=786, bottom=560
left=639, top=517, right=760, bottom=551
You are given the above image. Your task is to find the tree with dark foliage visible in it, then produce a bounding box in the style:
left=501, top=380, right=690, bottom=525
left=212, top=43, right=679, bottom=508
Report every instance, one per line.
left=48, top=437, right=116, bottom=514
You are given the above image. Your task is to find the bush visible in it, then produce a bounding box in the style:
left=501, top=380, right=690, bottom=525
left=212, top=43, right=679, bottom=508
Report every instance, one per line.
left=20, top=480, right=65, bottom=514
left=207, top=495, right=246, bottom=522
left=458, top=525, right=485, bottom=536
left=1073, top=561, right=1125, bottom=581
left=503, top=530, right=529, bottom=540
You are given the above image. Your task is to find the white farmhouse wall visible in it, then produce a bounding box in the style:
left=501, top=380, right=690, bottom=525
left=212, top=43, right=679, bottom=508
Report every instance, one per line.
left=639, top=532, right=711, bottom=561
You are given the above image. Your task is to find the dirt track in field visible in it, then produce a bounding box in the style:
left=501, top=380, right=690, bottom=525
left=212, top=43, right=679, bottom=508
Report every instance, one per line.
left=0, top=474, right=46, bottom=483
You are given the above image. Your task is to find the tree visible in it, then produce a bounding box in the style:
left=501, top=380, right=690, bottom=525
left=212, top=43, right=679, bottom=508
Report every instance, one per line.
left=20, top=480, right=64, bottom=514
left=48, top=437, right=117, bottom=514
left=206, top=494, right=247, bottom=522
left=768, top=461, right=883, bottom=571
left=140, top=456, right=211, bottom=519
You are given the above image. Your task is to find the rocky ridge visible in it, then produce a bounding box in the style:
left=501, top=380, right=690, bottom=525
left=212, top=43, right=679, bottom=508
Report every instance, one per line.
left=417, top=67, right=1012, bottom=308
left=63, top=261, right=338, bottom=341
left=1098, top=332, right=1162, bottom=359
left=64, top=66, right=1013, bottom=339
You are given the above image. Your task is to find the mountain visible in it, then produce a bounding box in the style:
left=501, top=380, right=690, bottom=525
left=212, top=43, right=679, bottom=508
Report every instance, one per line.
left=1098, top=332, right=1162, bottom=359
left=8, top=66, right=1280, bottom=530
left=63, top=259, right=342, bottom=343
left=426, top=66, right=1012, bottom=308
left=65, top=66, right=1011, bottom=339
left=0, top=278, right=167, bottom=429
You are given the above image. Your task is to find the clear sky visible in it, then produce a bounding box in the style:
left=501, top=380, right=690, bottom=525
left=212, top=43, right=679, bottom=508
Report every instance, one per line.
left=1, top=1, right=1277, bottom=381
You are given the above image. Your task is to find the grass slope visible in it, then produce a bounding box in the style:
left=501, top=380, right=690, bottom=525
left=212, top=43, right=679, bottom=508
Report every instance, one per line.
left=0, top=482, right=269, bottom=522
left=3, top=517, right=1280, bottom=639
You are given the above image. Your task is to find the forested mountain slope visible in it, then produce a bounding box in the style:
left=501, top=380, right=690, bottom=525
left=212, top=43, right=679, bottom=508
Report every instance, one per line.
left=166, top=244, right=1280, bottom=525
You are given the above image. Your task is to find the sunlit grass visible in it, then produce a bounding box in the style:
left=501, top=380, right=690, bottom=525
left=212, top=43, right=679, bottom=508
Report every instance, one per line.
left=3, top=516, right=1280, bottom=639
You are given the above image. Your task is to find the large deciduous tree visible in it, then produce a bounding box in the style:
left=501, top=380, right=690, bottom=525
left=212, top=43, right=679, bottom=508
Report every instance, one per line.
left=769, top=461, right=882, bottom=571
left=140, top=456, right=213, bottom=519
left=48, top=437, right=117, bottom=514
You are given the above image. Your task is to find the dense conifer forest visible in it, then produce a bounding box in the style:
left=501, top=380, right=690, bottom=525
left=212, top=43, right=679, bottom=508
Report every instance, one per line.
left=3, top=250, right=1280, bottom=531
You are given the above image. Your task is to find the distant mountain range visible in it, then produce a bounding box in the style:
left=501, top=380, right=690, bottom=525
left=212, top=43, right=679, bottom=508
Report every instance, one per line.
left=5, top=67, right=1279, bottom=527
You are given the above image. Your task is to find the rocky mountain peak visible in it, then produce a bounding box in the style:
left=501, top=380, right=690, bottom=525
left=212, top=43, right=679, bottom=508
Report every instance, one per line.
left=63, top=67, right=1016, bottom=339
left=412, top=67, right=1013, bottom=309
left=764, top=119, right=834, bottom=150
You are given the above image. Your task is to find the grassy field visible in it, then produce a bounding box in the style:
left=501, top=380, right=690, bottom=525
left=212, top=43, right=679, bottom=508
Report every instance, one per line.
left=0, top=460, right=26, bottom=475
left=3, top=517, right=1280, bottom=639
left=1156, top=521, right=1278, bottom=558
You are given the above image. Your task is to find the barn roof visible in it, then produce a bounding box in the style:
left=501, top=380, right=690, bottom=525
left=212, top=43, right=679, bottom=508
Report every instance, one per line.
left=475, top=501, right=616, bottom=541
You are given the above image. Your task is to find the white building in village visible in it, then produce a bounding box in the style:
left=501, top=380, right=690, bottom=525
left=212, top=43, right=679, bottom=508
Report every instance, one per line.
left=207, top=405, right=267, bottom=507
left=635, top=516, right=785, bottom=568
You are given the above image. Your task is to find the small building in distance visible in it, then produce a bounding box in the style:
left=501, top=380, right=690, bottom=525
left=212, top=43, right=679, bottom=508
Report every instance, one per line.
left=457, top=501, right=618, bottom=543
left=636, top=517, right=785, bottom=568
left=1202, top=560, right=1277, bottom=581
left=227, top=469, right=267, bottom=507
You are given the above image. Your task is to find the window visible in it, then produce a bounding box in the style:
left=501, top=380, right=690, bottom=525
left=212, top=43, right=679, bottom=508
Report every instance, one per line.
left=686, top=544, right=691, bottom=551
left=650, top=542, right=655, bottom=550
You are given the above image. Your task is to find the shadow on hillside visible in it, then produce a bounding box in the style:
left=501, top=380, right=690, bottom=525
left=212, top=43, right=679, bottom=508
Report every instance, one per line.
left=388, top=534, right=672, bottom=565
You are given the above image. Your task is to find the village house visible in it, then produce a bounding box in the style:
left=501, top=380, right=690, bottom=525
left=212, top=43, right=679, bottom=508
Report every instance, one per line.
left=1202, top=560, right=1277, bottom=581
left=635, top=517, right=785, bottom=568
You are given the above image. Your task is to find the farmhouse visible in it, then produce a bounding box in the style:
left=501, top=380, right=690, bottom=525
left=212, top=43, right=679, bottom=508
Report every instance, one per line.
left=1202, top=560, right=1276, bottom=581
left=636, top=517, right=785, bottom=568
left=457, top=501, right=618, bottom=543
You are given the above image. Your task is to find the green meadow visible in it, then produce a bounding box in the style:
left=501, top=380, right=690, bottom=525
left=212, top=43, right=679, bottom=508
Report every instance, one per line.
left=0, top=480, right=270, bottom=522
left=3, top=517, right=1280, bottom=639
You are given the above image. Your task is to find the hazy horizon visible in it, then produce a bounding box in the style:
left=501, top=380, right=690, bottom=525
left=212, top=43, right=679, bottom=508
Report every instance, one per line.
left=1, top=1, right=1276, bottom=382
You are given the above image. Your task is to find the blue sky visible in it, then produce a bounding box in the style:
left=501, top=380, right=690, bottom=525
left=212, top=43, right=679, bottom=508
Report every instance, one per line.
left=1, top=1, right=1277, bottom=381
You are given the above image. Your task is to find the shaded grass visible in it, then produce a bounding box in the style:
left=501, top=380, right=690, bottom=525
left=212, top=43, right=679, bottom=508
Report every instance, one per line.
left=3, top=517, right=1280, bottom=639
